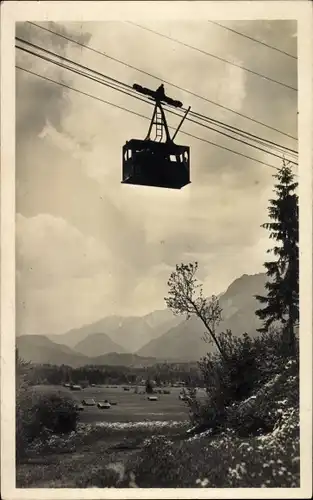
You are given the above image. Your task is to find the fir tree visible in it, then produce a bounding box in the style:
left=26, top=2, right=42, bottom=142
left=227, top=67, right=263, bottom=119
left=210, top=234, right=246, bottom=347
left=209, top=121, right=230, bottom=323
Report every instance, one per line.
left=255, top=160, right=299, bottom=356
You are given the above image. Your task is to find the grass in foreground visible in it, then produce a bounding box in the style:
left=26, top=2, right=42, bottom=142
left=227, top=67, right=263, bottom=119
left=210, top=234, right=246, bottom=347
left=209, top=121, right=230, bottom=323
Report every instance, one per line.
left=16, top=353, right=300, bottom=488
left=17, top=406, right=299, bottom=489
left=16, top=421, right=188, bottom=488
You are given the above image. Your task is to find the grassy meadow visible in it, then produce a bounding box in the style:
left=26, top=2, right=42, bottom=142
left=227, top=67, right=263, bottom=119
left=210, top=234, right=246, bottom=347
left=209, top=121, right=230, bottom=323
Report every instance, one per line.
left=17, top=383, right=191, bottom=487
left=29, top=383, right=191, bottom=423
left=16, top=372, right=299, bottom=489
left=16, top=346, right=300, bottom=489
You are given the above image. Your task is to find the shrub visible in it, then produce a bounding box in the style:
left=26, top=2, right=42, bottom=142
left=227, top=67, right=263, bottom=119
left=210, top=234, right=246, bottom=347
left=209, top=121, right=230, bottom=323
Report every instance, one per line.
left=225, top=351, right=299, bottom=435
left=130, top=436, right=182, bottom=487
left=184, top=327, right=298, bottom=437
left=16, top=353, right=34, bottom=461
left=253, top=327, right=295, bottom=382
left=32, top=392, right=78, bottom=437
left=126, top=416, right=299, bottom=488
left=185, top=330, right=261, bottom=431
left=201, top=332, right=259, bottom=400
left=16, top=388, right=33, bottom=461
left=16, top=389, right=79, bottom=460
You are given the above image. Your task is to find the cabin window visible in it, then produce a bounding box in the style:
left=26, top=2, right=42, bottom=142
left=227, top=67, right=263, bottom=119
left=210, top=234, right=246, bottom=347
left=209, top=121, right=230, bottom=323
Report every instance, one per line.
left=124, top=152, right=127, bottom=161
left=170, top=155, right=177, bottom=162
left=128, top=150, right=132, bottom=158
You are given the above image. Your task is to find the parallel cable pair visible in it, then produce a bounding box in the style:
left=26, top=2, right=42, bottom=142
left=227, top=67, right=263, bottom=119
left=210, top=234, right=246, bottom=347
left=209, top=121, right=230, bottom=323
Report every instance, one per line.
left=16, top=25, right=298, bottom=171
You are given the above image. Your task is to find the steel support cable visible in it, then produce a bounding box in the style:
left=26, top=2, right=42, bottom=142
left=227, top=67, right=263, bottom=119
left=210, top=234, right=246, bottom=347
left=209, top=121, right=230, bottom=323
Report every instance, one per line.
left=16, top=44, right=152, bottom=107
left=126, top=22, right=298, bottom=92
left=26, top=21, right=298, bottom=141
left=16, top=65, right=283, bottom=171
left=16, top=43, right=297, bottom=165
left=207, top=21, right=297, bottom=60
left=188, top=110, right=298, bottom=157
left=16, top=37, right=297, bottom=158
left=16, top=36, right=134, bottom=92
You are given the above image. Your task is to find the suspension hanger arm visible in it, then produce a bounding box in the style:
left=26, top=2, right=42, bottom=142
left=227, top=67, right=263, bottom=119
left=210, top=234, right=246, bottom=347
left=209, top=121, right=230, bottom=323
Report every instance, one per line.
left=158, top=102, right=172, bottom=143
left=172, top=106, right=191, bottom=142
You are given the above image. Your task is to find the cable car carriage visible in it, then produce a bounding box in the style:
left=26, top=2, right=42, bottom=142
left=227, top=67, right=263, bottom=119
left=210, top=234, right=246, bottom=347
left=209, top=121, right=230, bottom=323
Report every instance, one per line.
left=122, top=84, right=191, bottom=190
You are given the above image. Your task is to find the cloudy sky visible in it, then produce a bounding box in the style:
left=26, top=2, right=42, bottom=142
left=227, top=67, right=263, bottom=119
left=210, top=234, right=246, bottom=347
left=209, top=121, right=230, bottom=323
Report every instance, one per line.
left=15, top=19, right=298, bottom=335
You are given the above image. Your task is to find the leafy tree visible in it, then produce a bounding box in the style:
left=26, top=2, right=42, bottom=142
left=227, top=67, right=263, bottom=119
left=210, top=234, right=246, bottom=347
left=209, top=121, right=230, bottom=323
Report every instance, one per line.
left=255, top=161, right=299, bottom=356
left=165, top=262, right=227, bottom=360
left=145, top=378, right=153, bottom=394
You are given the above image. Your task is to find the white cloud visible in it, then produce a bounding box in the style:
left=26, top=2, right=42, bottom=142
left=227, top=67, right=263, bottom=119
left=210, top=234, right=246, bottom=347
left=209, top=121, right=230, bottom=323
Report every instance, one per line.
left=16, top=213, right=109, bottom=288
left=130, top=262, right=173, bottom=314
left=16, top=214, right=126, bottom=333
left=16, top=213, right=167, bottom=333
left=217, top=61, right=246, bottom=112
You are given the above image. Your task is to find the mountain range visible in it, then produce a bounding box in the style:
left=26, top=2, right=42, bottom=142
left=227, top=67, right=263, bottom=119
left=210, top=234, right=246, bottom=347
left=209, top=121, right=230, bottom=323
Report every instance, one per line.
left=17, top=272, right=267, bottom=366
left=48, top=309, right=181, bottom=352
left=16, top=335, right=161, bottom=368
left=137, top=272, right=267, bottom=360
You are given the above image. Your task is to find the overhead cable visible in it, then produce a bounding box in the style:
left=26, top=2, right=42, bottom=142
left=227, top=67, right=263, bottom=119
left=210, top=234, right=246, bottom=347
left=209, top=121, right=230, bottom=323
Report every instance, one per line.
left=126, top=21, right=298, bottom=92
left=16, top=41, right=297, bottom=164
left=208, top=21, right=297, bottom=59
left=16, top=65, right=283, bottom=171
left=27, top=21, right=298, bottom=141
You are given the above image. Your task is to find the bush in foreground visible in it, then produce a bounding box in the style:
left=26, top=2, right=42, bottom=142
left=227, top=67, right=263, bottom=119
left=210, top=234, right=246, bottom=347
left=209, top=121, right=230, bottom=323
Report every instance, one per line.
left=183, top=328, right=298, bottom=435
left=123, top=355, right=299, bottom=488
left=128, top=418, right=299, bottom=488
left=79, top=408, right=299, bottom=488
left=226, top=358, right=298, bottom=437
left=78, top=351, right=299, bottom=489
left=16, top=389, right=79, bottom=460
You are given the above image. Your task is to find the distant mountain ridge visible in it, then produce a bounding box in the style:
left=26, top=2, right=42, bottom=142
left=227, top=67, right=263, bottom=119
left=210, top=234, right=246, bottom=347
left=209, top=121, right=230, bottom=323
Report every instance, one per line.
left=47, top=309, right=182, bottom=353
left=74, top=333, right=126, bottom=357
left=16, top=335, right=162, bottom=368
left=18, top=272, right=267, bottom=365
left=16, top=335, right=87, bottom=368
left=137, top=273, right=267, bottom=361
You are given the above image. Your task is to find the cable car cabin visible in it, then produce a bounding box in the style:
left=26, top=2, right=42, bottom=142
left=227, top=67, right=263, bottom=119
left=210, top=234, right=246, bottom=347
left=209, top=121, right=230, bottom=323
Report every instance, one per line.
left=122, top=83, right=191, bottom=190
left=122, top=139, right=190, bottom=190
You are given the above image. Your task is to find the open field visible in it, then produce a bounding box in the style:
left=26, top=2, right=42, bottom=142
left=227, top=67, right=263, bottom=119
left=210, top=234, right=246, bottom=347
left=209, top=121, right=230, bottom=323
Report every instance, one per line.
left=17, top=372, right=299, bottom=488
left=17, top=384, right=193, bottom=487
left=29, top=384, right=200, bottom=423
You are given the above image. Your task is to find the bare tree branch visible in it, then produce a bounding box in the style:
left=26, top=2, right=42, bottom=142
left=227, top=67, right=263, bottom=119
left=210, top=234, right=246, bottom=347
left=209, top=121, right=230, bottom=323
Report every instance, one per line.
left=165, top=262, right=227, bottom=360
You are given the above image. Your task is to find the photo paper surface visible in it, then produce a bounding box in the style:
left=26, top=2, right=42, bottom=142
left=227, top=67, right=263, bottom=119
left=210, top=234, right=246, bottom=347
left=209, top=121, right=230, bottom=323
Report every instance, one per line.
left=1, top=1, right=312, bottom=499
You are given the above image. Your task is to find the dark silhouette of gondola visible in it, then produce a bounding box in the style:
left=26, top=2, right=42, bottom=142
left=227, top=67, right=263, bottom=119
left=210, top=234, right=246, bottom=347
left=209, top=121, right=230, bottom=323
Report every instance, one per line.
left=122, top=83, right=191, bottom=189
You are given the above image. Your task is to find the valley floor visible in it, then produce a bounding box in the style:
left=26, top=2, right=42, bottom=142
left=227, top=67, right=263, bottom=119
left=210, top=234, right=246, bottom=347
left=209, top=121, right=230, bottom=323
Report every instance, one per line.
left=17, top=364, right=300, bottom=489
left=29, top=384, right=192, bottom=423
